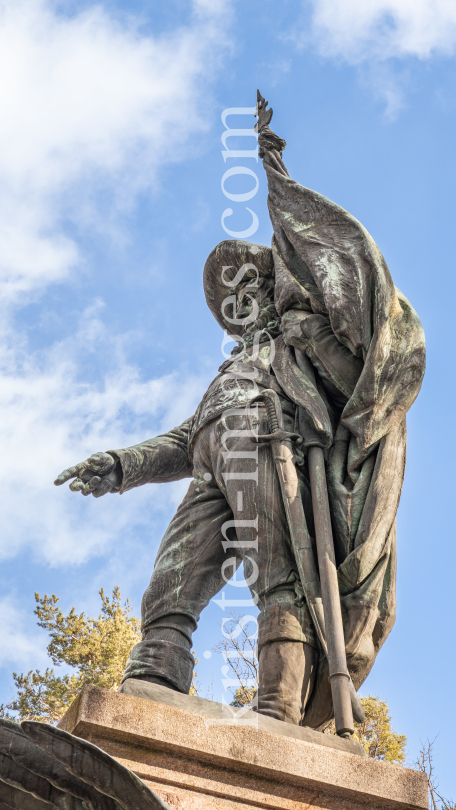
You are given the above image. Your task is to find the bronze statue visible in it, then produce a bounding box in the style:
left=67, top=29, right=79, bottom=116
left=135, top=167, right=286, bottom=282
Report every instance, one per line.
left=54, top=92, right=425, bottom=736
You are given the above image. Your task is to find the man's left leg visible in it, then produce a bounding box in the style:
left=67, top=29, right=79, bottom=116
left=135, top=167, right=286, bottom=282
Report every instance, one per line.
left=210, top=405, right=319, bottom=725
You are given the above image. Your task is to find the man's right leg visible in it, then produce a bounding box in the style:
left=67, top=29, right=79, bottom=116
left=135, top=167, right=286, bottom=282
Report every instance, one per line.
left=121, top=426, right=239, bottom=693
left=258, top=640, right=317, bottom=725
left=256, top=587, right=318, bottom=724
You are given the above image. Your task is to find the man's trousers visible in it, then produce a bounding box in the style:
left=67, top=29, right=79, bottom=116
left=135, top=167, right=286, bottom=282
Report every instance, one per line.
left=122, top=405, right=317, bottom=699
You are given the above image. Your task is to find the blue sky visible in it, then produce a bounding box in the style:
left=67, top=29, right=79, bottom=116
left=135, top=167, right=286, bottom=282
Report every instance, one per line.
left=0, top=0, right=455, bottom=797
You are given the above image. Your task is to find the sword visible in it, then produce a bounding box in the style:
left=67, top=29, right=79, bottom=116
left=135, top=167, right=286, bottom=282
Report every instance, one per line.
left=252, top=388, right=364, bottom=737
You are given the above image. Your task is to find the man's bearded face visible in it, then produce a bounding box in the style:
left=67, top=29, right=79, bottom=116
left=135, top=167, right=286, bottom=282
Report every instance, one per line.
left=236, top=278, right=275, bottom=331
left=229, top=277, right=281, bottom=358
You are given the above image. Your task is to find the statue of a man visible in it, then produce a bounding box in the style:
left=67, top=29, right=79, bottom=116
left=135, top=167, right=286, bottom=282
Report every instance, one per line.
left=55, top=98, right=425, bottom=730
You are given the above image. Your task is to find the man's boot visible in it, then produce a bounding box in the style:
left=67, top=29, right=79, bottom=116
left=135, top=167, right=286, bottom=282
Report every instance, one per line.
left=257, top=638, right=317, bottom=725
left=256, top=597, right=318, bottom=725
left=120, top=613, right=195, bottom=693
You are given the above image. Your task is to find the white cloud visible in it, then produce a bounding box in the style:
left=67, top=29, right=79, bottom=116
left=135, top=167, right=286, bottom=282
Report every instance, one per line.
left=0, top=305, right=211, bottom=565
left=296, top=0, right=456, bottom=116
left=307, top=0, right=456, bottom=62
left=0, top=0, right=231, bottom=301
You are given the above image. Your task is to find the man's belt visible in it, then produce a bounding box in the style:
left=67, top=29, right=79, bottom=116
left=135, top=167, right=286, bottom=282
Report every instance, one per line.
left=229, top=363, right=284, bottom=396
left=230, top=364, right=295, bottom=417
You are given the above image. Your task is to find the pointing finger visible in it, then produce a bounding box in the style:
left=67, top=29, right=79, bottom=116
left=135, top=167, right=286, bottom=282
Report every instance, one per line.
left=54, top=463, right=86, bottom=486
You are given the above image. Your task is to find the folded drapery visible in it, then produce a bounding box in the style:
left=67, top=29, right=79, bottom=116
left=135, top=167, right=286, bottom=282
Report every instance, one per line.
left=257, top=125, right=425, bottom=728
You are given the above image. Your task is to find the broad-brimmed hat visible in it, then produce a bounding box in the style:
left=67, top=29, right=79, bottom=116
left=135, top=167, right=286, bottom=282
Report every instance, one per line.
left=203, top=240, right=274, bottom=336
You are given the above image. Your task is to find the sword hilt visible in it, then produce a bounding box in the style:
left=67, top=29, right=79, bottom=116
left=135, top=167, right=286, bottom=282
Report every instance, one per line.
left=251, top=390, right=303, bottom=461
left=264, top=397, right=279, bottom=433
left=251, top=388, right=284, bottom=431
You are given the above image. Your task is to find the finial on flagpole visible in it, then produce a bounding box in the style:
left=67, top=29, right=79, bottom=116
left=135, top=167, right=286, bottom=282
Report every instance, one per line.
left=255, top=89, right=273, bottom=133
left=255, top=90, right=286, bottom=156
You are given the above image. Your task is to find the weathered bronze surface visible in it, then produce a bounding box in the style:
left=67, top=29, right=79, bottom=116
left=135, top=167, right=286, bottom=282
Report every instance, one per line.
left=53, top=91, right=425, bottom=735
left=0, top=717, right=170, bottom=809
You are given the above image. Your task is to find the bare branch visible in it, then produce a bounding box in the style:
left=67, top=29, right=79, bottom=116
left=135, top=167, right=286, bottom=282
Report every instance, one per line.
left=213, top=611, right=258, bottom=704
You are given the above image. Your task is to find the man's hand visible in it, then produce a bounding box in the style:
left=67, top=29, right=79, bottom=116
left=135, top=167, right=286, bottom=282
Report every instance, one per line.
left=281, top=309, right=313, bottom=349
left=54, top=452, right=122, bottom=498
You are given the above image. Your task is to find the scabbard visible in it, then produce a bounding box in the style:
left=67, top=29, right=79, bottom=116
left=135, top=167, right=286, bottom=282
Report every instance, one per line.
left=267, top=435, right=327, bottom=653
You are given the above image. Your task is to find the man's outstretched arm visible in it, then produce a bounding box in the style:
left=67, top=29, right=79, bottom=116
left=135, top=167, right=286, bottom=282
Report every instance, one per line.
left=54, top=416, right=194, bottom=498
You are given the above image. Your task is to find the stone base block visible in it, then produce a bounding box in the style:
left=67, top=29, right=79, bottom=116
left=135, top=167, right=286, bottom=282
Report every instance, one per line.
left=58, top=683, right=428, bottom=810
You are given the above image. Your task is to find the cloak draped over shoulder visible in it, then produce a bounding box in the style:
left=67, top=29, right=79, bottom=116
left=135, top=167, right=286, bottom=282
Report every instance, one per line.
left=259, top=130, right=425, bottom=728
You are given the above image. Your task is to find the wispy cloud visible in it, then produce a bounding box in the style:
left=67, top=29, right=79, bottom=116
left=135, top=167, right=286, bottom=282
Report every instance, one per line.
left=0, top=304, right=211, bottom=566
left=296, top=0, right=456, bottom=116
left=0, top=0, right=232, bottom=302
left=0, top=596, right=48, bottom=670
left=0, top=0, right=229, bottom=567
left=307, top=0, right=456, bottom=62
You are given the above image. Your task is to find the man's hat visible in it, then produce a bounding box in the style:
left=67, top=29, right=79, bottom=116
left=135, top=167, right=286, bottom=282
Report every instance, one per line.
left=203, top=240, right=274, bottom=336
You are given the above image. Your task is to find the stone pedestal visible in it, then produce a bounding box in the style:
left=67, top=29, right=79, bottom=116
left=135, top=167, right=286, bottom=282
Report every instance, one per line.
left=58, top=682, right=428, bottom=810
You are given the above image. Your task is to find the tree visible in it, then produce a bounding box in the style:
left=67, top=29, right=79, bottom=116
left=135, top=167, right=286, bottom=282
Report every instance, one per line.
left=0, top=587, right=201, bottom=724
left=0, top=587, right=142, bottom=724
left=415, top=740, right=455, bottom=810
left=324, top=695, right=406, bottom=764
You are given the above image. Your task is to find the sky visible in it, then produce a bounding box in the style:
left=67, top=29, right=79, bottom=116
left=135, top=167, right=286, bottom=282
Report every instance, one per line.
left=0, top=0, right=455, bottom=797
